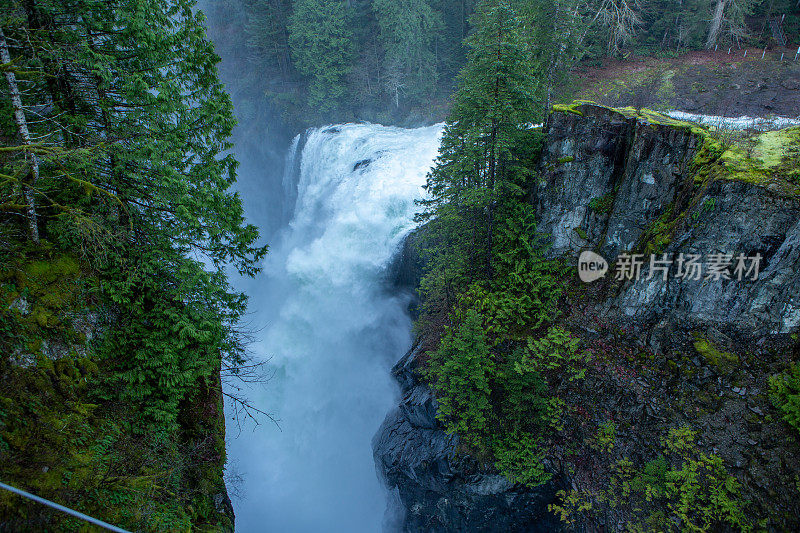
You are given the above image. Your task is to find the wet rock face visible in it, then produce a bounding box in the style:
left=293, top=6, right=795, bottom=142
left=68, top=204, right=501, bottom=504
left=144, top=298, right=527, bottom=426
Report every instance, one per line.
left=373, top=345, right=561, bottom=533
left=536, top=104, right=800, bottom=342
left=536, top=105, right=699, bottom=260
left=606, top=179, right=800, bottom=340
left=385, top=228, right=426, bottom=320
left=534, top=106, right=631, bottom=257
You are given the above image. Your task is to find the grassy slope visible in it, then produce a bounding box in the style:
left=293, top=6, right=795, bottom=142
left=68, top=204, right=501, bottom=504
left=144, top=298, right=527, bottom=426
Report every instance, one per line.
left=565, top=49, right=800, bottom=117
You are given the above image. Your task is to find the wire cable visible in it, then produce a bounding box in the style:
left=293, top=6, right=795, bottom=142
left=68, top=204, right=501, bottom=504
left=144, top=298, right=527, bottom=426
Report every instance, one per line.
left=0, top=480, right=132, bottom=533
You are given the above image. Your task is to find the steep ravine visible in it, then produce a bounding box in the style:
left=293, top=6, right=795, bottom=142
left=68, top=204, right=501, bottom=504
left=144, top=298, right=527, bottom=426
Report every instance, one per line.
left=374, top=104, right=800, bottom=531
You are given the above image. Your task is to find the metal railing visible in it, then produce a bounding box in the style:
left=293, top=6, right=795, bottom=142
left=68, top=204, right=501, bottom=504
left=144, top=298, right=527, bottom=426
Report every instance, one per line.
left=0, top=481, right=132, bottom=533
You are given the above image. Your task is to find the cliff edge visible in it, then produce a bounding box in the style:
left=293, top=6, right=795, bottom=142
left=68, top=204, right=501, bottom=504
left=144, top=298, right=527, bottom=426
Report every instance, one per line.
left=375, top=103, right=800, bottom=531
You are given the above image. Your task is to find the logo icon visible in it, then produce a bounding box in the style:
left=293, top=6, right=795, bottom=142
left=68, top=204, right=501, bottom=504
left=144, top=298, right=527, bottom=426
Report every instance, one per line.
left=578, top=250, right=608, bottom=283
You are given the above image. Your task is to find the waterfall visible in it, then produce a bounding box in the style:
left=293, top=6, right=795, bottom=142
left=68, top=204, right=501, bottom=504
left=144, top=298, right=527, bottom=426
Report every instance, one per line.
left=227, top=122, right=443, bottom=532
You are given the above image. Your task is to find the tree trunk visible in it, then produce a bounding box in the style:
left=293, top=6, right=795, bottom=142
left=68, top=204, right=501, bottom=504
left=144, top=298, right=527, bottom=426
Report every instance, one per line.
left=706, top=0, right=728, bottom=49
left=0, top=28, right=40, bottom=243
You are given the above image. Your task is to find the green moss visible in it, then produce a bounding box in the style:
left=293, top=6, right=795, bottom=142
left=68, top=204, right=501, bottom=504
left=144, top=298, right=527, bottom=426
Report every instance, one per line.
left=31, top=307, right=59, bottom=329
left=638, top=204, right=684, bottom=256
left=588, top=190, right=616, bottom=215
left=690, top=125, right=800, bottom=196
left=552, top=102, right=585, bottom=116
left=0, top=352, right=229, bottom=531
left=635, top=108, right=707, bottom=136
left=691, top=135, right=726, bottom=182
left=693, top=335, right=739, bottom=371
left=753, top=128, right=800, bottom=168
left=557, top=156, right=575, bottom=164
left=551, top=100, right=708, bottom=137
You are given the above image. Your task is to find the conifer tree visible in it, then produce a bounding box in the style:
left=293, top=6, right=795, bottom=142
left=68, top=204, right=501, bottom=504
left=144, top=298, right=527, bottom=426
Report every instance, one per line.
left=418, top=0, right=538, bottom=283
left=373, top=0, right=442, bottom=107
left=288, top=0, right=355, bottom=112
left=1, top=0, right=266, bottom=427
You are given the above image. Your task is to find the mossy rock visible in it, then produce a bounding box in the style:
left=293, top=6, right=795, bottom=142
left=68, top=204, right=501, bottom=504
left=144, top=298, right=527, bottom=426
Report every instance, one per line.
left=753, top=127, right=800, bottom=169
left=693, top=335, right=739, bottom=372
left=693, top=126, right=800, bottom=197
left=588, top=190, right=616, bottom=215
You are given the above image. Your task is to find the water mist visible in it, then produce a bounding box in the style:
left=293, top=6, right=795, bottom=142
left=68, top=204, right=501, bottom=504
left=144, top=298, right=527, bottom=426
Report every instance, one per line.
left=226, top=123, right=443, bottom=532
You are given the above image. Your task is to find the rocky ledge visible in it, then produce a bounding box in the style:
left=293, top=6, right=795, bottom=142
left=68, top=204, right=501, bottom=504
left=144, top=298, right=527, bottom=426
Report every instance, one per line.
left=373, top=342, right=560, bottom=532
left=375, top=103, right=800, bottom=531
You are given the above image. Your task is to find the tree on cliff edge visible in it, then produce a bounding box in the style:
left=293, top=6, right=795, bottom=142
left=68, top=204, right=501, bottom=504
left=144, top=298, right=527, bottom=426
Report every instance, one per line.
left=417, top=0, right=539, bottom=286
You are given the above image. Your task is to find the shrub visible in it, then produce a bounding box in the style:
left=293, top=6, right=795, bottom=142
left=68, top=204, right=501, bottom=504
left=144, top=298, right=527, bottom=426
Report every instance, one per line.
left=769, top=362, right=800, bottom=435
left=425, top=307, right=494, bottom=445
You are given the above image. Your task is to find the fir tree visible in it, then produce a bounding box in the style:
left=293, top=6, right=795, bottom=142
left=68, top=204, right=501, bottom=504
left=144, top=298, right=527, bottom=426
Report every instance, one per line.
left=418, top=0, right=539, bottom=283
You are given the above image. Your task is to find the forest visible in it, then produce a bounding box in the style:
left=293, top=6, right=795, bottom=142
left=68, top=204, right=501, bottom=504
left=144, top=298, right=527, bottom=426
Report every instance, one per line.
left=201, top=0, right=799, bottom=126
left=1, top=0, right=799, bottom=530
left=1, top=0, right=263, bottom=529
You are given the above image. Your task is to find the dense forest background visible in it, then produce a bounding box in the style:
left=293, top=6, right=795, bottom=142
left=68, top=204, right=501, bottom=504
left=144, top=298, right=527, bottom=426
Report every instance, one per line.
left=200, top=0, right=800, bottom=130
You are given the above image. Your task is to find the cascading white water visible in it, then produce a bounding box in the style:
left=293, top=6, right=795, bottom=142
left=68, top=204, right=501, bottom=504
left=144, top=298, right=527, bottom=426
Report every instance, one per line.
left=227, top=122, right=443, bottom=532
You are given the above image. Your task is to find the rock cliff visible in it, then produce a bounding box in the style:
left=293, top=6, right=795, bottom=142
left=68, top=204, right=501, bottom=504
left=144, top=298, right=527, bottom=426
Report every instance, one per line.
left=537, top=104, right=800, bottom=341
left=373, top=343, right=560, bottom=533
left=374, top=103, right=800, bottom=531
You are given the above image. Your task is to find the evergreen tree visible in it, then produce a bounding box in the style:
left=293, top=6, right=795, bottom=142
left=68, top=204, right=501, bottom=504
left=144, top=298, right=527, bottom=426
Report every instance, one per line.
left=373, top=0, right=442, bottom=107
left=288, top=0, right=356, bottom=112
left=1, top=0, right=266, bottom=428
left=245, top=0, right=294, bottom=77
left=418, top=0, right=539, bottom=284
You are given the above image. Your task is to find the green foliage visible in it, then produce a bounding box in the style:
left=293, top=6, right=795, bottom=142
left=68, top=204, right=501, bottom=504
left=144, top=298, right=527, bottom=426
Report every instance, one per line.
left=491, top=431, right=551, bottom=486
left=0, top=348, right=230, bottom=531
left=1, top=0, right=261, bottom=528
left=413, top=0, right=581, bottom=492
left=416, top=0, right=555, bottom=309
left=629, top=455, right=669, bottom=497
left=288, top=0, right=356, bottom=112
left=770, top=362, right=800, bottom=435
left=593, top=421, right=616, bottom=453
left=424, top=304, right=573, bottom=488
left=663, top=425, right=699, bottom=455
left=551, top=426, right=753, bottom=532
left=1, top=0, right=265, bottom=429
left=516, top=326, right=589, bottom=381
left=664, top=452, right=750, bottom=532
left=426, top=307, right=494, bottom=444
left=204, top=0, right=793, bottom=125
left=486, top=200, right=563, bottom=335
left=497, top=345, right=549, bottom=430
left=373, top=0, right=442, bottom=105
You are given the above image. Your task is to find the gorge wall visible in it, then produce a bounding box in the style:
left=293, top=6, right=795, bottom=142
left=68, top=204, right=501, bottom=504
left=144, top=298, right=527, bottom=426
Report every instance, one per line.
left=374, top=103, right=800, bottom=531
